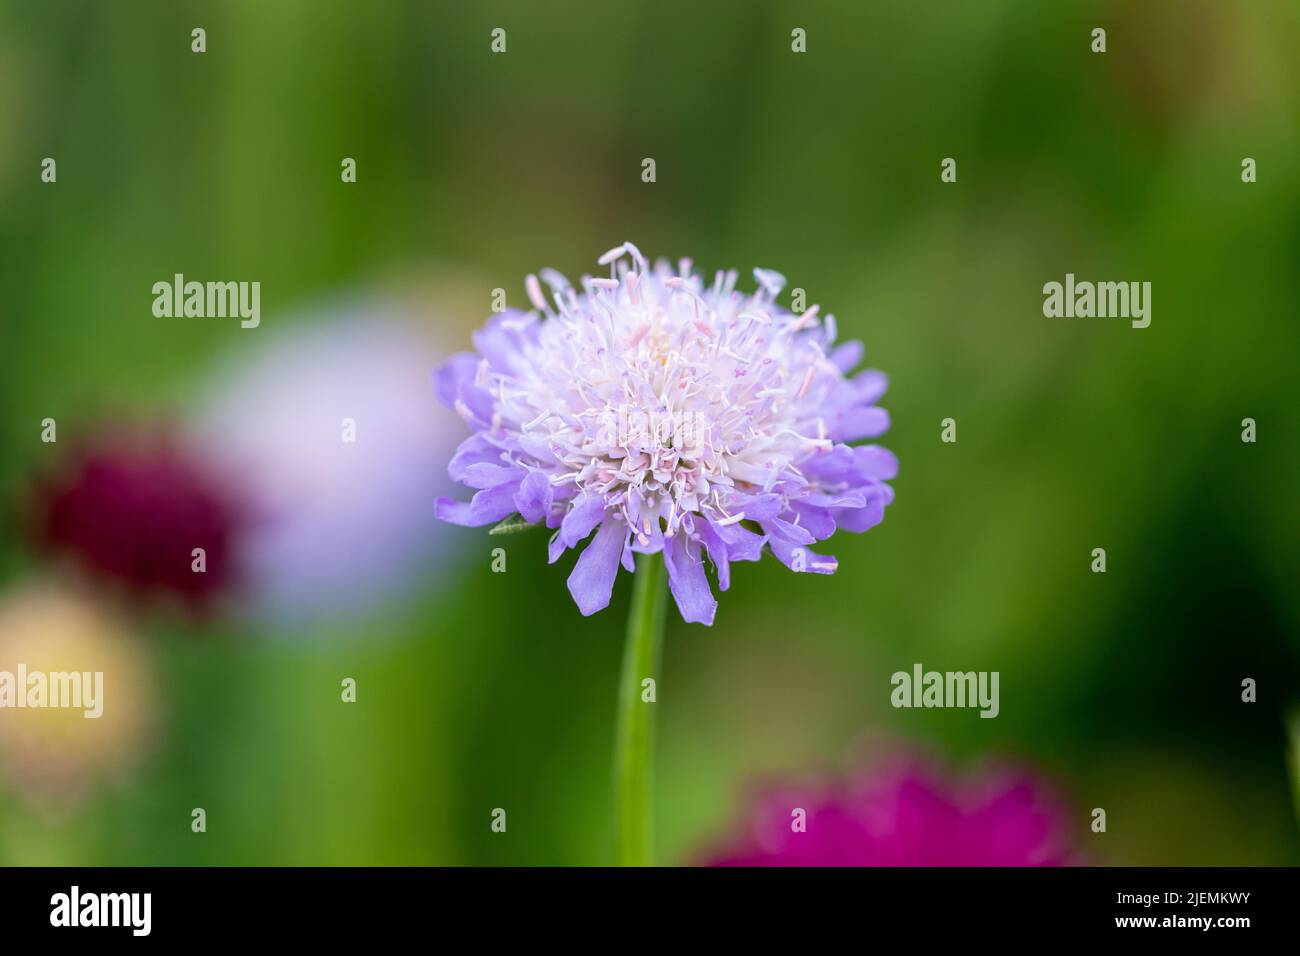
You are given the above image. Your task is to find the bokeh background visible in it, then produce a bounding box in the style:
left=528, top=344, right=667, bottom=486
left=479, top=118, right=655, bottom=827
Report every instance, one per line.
left=1, top=0, right=1298, bottom=865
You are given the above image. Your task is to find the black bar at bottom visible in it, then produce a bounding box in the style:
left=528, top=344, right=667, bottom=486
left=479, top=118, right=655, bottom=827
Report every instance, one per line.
left=0, top=866, right=1288, bottom=941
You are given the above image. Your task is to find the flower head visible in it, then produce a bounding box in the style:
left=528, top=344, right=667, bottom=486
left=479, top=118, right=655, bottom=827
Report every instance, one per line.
left=435, top=243, right=896, bottom=624
left=0, top=581, right=157, bottom=811
left=188, top=303, right=459, bottom=626
left=31, top=429, right=248, bottom=607
left=704, top=756, right=1076, bottom=866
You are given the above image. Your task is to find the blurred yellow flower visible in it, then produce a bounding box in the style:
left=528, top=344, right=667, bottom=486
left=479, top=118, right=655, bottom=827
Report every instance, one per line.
left=0, top=582, right=157, bottom=809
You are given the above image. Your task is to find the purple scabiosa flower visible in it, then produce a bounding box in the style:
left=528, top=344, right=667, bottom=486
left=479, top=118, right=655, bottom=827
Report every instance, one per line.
left=704, top=756, right=1076, bottom=867
left=435, top=243, right=896, bottom=624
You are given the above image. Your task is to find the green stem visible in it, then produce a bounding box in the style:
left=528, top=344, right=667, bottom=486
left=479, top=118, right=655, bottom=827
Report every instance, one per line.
left=613, top=551, right=668, bottom=866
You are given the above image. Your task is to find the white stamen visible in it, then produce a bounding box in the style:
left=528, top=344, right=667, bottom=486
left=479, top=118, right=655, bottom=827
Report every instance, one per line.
left=525, top=274, right=548, bottom=312
left=797, top=366, right=816, bottom=399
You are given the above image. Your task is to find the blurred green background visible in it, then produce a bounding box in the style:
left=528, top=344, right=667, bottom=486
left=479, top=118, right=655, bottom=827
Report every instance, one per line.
left=1, top=0, right=1298, bottom=865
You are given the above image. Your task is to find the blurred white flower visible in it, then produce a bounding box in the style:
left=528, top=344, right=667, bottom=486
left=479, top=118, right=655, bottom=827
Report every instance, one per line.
left=188, top=299, right=460, bottom=627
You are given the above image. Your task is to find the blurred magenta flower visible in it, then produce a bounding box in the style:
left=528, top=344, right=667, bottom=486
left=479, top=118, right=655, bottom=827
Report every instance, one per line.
left=189, top=303, right=458, bottom=625
left=32, top=429, right=246, bottom=607
left=435, top=242, right=896, bottom=624
left=705, top=756, right=1076, bottom=866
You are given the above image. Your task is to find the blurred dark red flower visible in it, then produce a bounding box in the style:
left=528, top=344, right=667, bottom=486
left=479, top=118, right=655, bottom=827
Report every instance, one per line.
left=32, top=431, right=247, bottom=607
left=704, top=755, right=1077, bottom=867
